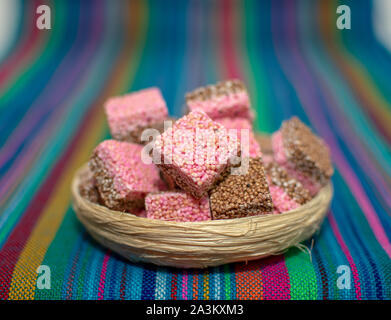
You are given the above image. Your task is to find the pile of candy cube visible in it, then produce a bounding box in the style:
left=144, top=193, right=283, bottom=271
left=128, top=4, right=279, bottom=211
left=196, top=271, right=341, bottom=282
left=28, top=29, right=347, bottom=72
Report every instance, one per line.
left=79, top=80, right=333, bottom=222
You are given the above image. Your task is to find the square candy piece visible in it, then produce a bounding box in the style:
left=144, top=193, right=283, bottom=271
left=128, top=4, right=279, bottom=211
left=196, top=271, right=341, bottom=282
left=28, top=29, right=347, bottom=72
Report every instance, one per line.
left=209, top=158, right=273, bottom=219
left=272, top=117, right=333, bottom=195
left=145, top=191, right=211, bottom=222
left=104, top=87, right=168, bottom=143
left=264, top=161, right=311, bottom=213
left=185, top=79, right=253, bottom=120
left=216, top=117, right=262, bottom=158
left=153, top=110, right=240, bottom=199
left=78, top=167, right=103, bottom=205
left=89, top=140, right=165, bottom=211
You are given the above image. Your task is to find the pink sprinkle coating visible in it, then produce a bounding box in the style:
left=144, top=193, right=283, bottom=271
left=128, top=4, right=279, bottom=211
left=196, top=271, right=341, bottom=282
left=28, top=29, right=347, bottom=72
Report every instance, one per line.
left=262, top=154, right=274, bottom=164
left=153, top=110, right=240, bottom=198
left=89, top=140, right=165, bottom=210
left=216, top=117, right=252, bottom=130
left=272, top=131, right=321, bottom=195
left=216, top=117, right=262, bottom=158
left=104, top=87, right=168, bottom=141
left=272, top=131, right=286, bottom=164
left=145, top=191, right=211, bottom=222
left=268, top=185, right=301, bottom=213
left=187, top=89, right=252, bottom=120
left=264, top=161, right=312, bottom=213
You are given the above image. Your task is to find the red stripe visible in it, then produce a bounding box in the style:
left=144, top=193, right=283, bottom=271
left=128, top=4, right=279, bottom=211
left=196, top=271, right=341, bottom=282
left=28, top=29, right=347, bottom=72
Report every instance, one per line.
left=316, top=253, right=330, bottom=300
left=97, top=253, right=110, bottom=300
left=119, top=265, right=127, bottom=300
left=170, top=274, right=178, bottom=300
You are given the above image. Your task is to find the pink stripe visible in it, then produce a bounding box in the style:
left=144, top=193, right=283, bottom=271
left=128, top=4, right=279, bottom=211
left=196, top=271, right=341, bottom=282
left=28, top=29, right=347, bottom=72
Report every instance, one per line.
left=260, top=256, right=291, bottom=300
left=333, top=149, right=391, bottom=258
left=182, top=271, right=188, bottom=300
left=98, top=254, right=110, bottom=300
left=319, top=84, right=391, bottom=210
left=329, top=213, right=362, bottom=299
left=220, top=0, right=242, bottom=79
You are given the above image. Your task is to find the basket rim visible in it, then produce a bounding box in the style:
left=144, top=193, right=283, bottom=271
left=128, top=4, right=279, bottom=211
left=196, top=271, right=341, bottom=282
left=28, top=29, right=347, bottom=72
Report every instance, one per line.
left=72, top=163, right=333, bottom=227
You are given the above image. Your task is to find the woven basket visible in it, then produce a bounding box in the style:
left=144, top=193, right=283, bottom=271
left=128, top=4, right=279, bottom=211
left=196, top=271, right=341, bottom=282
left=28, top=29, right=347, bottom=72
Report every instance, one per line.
left=72, top=161, right=333, bottom=268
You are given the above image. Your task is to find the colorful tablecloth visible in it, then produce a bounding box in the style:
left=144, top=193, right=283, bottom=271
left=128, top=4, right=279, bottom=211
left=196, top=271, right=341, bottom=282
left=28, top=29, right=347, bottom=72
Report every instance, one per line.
left=0, top=0, right=390, bottom=300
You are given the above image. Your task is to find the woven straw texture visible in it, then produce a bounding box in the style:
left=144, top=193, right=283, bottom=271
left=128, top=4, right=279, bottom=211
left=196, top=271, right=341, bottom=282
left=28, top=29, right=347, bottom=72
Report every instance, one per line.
left=72, top=165, right=333, bottom=268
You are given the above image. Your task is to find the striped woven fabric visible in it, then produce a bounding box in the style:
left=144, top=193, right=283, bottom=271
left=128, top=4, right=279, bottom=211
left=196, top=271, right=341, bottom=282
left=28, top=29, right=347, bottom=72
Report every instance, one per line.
left=1, top=0, right=390, bottom=300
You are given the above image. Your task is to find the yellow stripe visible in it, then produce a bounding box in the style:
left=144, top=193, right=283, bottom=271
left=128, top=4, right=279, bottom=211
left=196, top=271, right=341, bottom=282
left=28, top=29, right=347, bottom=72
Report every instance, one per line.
left=203, top=269, right=210, bottom=300
left=8, top=1, right=148, bottom=300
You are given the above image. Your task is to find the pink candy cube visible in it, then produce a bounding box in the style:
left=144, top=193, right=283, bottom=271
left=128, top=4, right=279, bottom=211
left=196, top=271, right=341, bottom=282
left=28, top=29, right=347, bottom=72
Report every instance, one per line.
left=153, top=110, right=240, bottom=199
left=104, top=87, right=168, bottom=143
left=216, top=117, right=262, bottom=158
left=271, top=117, right=333, bottom=196
left=265, top=162, right=312, bottom=213
left=145, top=191, right=211, bottom=222
left=89, top=140, right=165, bottom=211
left=185, top=79, right=253, bottom=120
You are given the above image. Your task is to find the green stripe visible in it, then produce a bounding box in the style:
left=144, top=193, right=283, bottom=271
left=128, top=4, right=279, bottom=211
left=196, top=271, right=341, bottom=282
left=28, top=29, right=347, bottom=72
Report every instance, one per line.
left=242, top=0, right=272, bottom=133
left=223, top=264, right=231, bottom=299
left=284, top=248, right=318, bottom=299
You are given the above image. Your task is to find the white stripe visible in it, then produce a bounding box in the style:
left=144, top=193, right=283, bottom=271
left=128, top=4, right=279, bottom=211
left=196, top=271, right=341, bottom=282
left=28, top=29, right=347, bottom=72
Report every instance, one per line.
left=0, top=0, right=20, bottom=60
left=155, top=268, right=168, bottom=299
left=213, top=271, right=221, bottom=299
